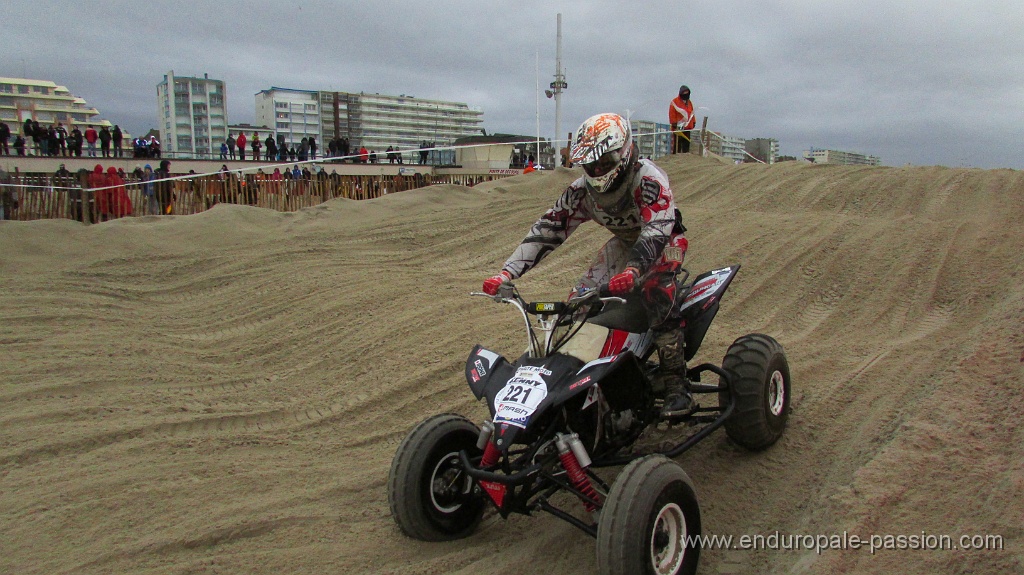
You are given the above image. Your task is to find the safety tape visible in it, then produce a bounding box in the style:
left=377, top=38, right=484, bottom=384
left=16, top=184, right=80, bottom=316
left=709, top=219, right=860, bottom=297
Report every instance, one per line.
left=0, top=140, right=549, bottom=192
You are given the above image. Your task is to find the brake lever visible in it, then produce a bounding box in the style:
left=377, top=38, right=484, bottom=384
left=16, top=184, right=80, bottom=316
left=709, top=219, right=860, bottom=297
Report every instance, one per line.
left=568, top=288, right=600, bottom=306
left=468, top=281, right=516, bottom=303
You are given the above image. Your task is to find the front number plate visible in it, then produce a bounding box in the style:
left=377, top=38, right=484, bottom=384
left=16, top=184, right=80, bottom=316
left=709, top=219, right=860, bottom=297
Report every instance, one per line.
left=493, top=366, right=550, bottom=428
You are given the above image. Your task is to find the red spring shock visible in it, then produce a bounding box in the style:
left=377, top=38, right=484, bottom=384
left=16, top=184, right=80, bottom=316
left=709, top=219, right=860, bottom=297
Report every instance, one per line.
left=480, top=441, right=501, bottom=468
left=559, top=449, right=600, bottom=511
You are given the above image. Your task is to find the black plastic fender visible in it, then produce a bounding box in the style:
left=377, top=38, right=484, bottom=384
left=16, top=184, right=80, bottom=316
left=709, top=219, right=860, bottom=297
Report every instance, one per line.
left=679, top=265, right=740, bottom=361
left=561, top=351, right=651, bottom=413
left=466, top=344, right=514, bottom=402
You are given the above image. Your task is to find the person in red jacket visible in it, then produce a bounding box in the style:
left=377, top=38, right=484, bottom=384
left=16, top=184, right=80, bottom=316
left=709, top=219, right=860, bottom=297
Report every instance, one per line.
left=87, top=164, right=108, bottom=221
left=84, top=125, right=99, bottom=157
left=104, top=166, right=133, bottom=218
left=668, top=85, right=695, bottom=154
left=236, top=132, right=247, bottom=161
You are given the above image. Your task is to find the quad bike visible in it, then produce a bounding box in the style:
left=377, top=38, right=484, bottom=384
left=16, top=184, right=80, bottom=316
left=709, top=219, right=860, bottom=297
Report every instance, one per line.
left=388, top=265, right=791, bottom=575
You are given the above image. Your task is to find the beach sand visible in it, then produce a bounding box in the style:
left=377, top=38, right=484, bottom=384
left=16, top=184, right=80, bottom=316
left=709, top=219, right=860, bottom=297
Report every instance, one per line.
left=2, top=154, right=1022, bottom=574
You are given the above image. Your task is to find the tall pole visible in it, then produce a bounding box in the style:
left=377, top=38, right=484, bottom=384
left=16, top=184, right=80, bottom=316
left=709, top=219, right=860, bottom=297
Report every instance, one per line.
left=536, top=51, right=541, bottom=165
left=553, top=13, right=567, bottom=152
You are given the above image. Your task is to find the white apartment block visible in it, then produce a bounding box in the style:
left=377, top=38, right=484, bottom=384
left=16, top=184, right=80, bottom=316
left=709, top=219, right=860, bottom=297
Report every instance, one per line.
left=350, top=92, right=483, bottom=154
left=707, top=132, right=748, bottom=163
left=255, top=87, right=321, bottom=150
left=157, top=70, right=228, bottom=159
left=256, top=88, right=483, bottom=160
left=630, top=119, right=672, bottom=159
left=803, top=148, right=880, bottom=166
left=0, top=77, right=116, bottom=132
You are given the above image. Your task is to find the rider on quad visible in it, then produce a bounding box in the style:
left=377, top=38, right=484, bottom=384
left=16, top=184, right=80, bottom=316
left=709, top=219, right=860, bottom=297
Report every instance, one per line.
left=482, top=112, right=694, bottom=418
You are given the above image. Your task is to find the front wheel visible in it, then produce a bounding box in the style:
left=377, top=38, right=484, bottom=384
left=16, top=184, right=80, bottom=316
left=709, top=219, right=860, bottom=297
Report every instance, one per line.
left=387, top=413, right=486, bottom=541
left=719, top=333, right=791, bottom=450
left=596, top=455, right=701, bottom=575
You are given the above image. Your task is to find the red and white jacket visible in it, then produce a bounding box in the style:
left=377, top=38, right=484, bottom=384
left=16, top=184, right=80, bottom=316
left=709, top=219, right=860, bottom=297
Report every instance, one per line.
left=502, top=159, right=683, bottom=279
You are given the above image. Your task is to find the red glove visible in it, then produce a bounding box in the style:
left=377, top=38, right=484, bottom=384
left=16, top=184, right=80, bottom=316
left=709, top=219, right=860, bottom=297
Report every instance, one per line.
left=482, top=271, right=513, bottom=295
left=607, top=268, right=639, bottom=296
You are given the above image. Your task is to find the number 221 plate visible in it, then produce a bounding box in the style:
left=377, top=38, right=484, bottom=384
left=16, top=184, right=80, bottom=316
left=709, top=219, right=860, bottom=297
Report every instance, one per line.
left=493, top=365, right=550, bottom=428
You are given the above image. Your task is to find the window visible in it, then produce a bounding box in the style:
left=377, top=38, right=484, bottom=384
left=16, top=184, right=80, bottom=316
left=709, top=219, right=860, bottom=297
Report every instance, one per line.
left=18, top=85, right=29, bottom=94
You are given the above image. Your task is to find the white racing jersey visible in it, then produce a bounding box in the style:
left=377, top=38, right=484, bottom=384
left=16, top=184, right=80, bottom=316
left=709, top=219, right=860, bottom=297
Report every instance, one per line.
left=502, top=159, right=682, bottom=279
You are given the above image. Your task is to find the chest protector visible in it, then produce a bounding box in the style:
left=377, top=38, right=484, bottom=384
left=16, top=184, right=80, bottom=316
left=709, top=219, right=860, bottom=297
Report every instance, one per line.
left=582, top=168, right=644, bottom=244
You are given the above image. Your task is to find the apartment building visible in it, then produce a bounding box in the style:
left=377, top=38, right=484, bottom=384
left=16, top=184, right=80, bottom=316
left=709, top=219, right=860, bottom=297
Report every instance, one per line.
left=630, top=119, right=672, bottom=159
left=255, top=87, right=321, bottom=151
left=0, top=77, right=116, bottom=132
left=707, top=132, right=748, bottom=163
left=157, top=70, right=228, bottom=159
left=803, top=148, right=881, bottom=165
left=745, top=138, right=779, bottom=164
left=256, top=87, right=483, bottom=161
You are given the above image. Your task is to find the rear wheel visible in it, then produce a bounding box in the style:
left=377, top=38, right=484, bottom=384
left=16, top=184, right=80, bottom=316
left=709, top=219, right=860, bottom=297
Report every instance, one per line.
left=597, top=455, right=701, bottom=575
left=719, top=333, right=791, bottom=450
left=387, top=413, right=486, bottom=541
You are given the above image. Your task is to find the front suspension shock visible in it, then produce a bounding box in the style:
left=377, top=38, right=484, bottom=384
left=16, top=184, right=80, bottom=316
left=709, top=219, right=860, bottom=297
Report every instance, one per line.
left=556, top=433, right=599, bottom=511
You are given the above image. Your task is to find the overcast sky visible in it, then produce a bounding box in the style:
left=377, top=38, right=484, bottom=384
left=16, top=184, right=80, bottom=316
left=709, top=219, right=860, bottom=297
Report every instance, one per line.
left=3, top=1, right=1021, bottom=168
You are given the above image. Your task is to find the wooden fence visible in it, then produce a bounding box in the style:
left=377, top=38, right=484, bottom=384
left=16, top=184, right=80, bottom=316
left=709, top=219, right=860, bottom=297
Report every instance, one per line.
left=0, top=171, right=505, bottom=223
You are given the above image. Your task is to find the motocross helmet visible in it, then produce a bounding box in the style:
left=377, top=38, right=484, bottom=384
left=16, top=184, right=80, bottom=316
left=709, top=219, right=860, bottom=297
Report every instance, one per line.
left=569, top=113, right=638, bottom=197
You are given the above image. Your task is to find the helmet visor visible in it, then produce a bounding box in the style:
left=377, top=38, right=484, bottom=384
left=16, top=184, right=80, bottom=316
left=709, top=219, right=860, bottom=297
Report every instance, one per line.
left=582, top=150, right=622, bottom=178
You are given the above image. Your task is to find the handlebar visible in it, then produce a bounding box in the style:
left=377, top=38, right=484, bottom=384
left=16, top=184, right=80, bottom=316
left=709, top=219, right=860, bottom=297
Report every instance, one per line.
left=471, top=282, right=625, bottom=309
left=469, top=280, right=626, bottom=358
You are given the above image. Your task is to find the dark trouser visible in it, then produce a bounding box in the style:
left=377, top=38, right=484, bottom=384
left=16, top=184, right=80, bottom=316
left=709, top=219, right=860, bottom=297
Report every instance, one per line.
left=672, top=131, right=691, bottom=154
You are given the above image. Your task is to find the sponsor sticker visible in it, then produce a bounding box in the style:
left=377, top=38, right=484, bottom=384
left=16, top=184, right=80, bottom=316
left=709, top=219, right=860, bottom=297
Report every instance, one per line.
left=569, top=376, right=591, bottom=390
left=479, top=480, right=507, bottom=507
left=476, top=349, right=501, bottom=370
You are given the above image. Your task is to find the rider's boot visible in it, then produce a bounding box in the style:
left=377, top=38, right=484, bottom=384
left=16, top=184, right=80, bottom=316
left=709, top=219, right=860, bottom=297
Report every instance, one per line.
left=655, top=329, right=695, bottom=418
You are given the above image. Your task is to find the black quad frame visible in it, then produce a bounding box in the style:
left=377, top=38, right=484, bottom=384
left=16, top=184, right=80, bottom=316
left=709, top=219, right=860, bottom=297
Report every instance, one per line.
left=457, top=363, right=736, bottom=538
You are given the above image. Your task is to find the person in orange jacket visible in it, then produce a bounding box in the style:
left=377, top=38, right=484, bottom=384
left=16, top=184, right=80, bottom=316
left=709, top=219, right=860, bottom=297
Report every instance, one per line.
left=668, top=85, right=695, bottom=154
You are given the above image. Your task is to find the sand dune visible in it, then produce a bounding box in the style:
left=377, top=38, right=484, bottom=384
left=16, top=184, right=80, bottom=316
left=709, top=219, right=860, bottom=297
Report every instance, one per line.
left=2, top=155, right=1022, bottom=574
